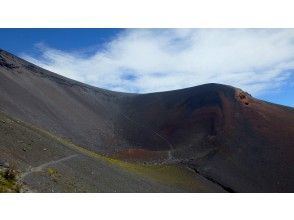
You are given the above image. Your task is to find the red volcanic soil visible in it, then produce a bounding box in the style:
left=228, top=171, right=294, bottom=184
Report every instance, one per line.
left=1, top=49, right=294, bottom=192
left=112, top=149, right=168, bottom=162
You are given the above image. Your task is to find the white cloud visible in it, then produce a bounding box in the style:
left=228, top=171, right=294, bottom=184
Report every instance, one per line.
left=22, top=29, right=294, bottom=95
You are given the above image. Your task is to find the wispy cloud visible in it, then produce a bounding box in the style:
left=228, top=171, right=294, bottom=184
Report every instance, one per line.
left=22, top=29, right=294, bottom=94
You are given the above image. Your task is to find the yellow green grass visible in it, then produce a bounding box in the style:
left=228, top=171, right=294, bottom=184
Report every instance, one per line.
left=47, top=167, right=59, bottom=177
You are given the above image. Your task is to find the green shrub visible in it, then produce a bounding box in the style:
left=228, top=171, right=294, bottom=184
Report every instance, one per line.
left=0, top=168, right=21, bottom=193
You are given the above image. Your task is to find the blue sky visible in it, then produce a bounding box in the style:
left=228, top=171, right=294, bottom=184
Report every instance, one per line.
left=0, top=28, right=293, bottom=107
left=0, top=28, right=123, bottom=55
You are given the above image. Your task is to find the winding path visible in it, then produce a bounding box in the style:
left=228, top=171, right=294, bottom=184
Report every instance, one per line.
left=20, top=154, right=79, bottom=179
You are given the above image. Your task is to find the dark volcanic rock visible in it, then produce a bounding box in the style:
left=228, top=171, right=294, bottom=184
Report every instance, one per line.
left=0, top=55, right=17, bottom=69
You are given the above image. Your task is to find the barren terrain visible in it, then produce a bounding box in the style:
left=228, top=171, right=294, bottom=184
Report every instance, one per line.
left=0, top=49, right=293, bottom=192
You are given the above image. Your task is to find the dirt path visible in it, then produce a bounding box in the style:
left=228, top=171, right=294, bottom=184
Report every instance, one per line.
left=20, top=154, right=79, bottom=179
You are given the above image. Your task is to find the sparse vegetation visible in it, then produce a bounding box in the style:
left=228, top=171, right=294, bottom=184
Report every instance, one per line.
left=47, top=167, right=60, bottom=182
left=47, top=167, right=59, bottom=177
left=0, top=168, right=21, bottom=193
left=53, top=138, right=204, bottom=191
left=104, top=157, right=204, bottom=191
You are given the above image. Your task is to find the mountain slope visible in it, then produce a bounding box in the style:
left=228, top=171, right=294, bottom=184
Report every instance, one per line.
left=0, top=49, right=294, bottom=192
left=0, top=111, right=222, bottom=192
